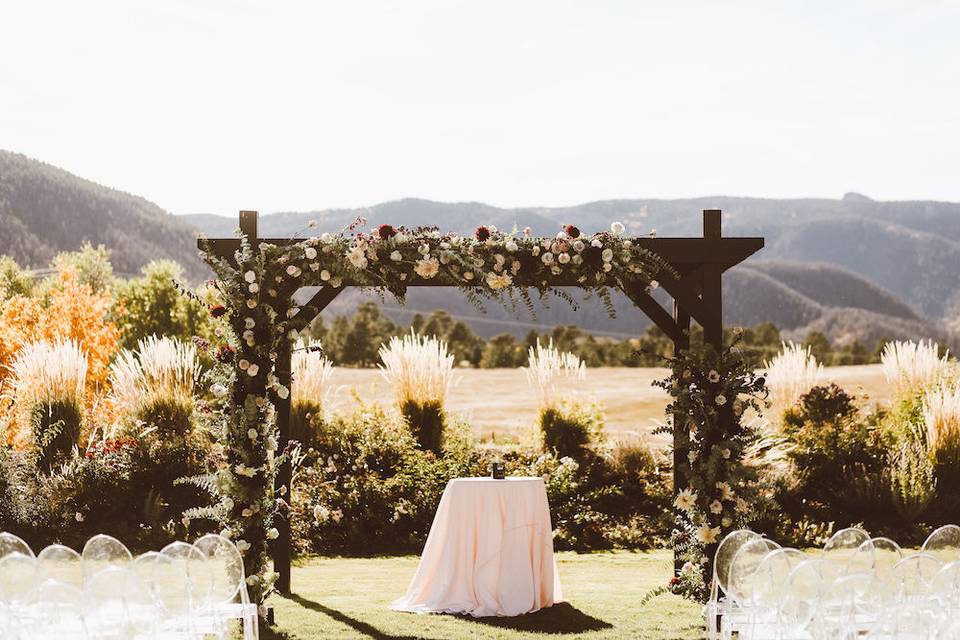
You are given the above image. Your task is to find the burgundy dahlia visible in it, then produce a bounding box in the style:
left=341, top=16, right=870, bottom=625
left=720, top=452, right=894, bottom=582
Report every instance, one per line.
left=376, top=224, right=397, bottom=240
left=209, top=305, right=227, bottom=318
left=563, top=224, right=581, bottom=238
left=475, top=226, right=491, bottom=242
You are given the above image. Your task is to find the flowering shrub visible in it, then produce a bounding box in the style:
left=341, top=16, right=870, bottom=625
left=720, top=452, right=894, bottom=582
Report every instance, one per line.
left=288, top=404, right=671, bottom=556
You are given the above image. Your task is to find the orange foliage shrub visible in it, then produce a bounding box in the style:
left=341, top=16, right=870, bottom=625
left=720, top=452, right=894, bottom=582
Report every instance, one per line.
left=0, top=266, right=123, bottom=398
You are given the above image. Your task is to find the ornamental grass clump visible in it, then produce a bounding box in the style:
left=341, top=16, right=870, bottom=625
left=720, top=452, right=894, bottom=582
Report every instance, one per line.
left=921, top=384, right=960, bottom=488
left=763, top=342, right=823, bottom=425
left=5, top=339, right=88, bottom=470
left=290, top=339, right=334, bottom=449
left=525, top=340, right=600, bottom=460
left=378, top=332, right=456, bottom=455
left=882, top=340, right=950, bottom=399
left=109, top=335, right=200, bottom=436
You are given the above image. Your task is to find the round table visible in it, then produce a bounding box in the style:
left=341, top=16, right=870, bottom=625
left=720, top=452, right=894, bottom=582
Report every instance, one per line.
left=391, top=477, right=563, bottom=617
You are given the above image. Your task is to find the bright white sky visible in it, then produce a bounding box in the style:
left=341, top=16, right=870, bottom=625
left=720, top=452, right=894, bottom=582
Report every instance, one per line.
left=1, top=1, right=958, bottom=215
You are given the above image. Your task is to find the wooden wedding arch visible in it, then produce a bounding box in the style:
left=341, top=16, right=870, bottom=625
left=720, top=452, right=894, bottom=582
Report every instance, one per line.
left=201, top=208, right=764, bottom=592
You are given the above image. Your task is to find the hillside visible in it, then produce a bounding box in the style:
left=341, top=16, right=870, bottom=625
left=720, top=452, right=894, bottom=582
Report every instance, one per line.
left=0, top=150, right=954, bottom=348
left=0, top=151, right=204, bottom=278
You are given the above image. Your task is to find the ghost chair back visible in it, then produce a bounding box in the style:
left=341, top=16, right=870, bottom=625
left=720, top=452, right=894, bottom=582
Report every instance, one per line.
left=81, top=535, right=132, bottom=584
left=0, top=532, right=34, bottom=559
left=38, top=544, right=84, bottom=590
left=26, top=579, right=90, bottom=640
left=84, top=566, right=157, bottom=640
left=921, top=524, right=960, bottom=565
left=194, top=534, right=258, bottom=640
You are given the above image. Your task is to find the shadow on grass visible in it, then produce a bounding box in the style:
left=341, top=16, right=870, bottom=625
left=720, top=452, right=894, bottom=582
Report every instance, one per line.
left=457, top=602, right=612, bottom=634
left=264, top=595, right=612, bottom=639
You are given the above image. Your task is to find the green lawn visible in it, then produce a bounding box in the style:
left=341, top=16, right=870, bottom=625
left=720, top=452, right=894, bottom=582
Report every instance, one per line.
left=261, top=550, right=704, bottom=640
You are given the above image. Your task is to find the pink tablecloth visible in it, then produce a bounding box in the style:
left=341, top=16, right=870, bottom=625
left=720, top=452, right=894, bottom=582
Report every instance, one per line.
left=391, top=477, right=564, bottom=617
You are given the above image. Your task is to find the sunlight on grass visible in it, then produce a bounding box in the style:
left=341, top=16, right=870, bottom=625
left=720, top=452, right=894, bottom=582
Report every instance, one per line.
left=262, top=550, right=703, bottom=640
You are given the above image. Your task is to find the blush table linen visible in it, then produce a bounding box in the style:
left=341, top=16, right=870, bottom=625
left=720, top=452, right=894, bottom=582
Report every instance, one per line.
left=391, top=477, right=564, bottom=617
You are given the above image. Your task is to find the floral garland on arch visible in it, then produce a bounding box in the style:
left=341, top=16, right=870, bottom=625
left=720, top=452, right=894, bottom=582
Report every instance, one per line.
left=642, top=335, right=769, bottom=604
left=191, top=219, right=667, bottom=611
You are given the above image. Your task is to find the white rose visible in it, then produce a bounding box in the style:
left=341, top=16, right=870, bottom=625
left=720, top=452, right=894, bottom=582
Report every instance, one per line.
left=247, top=364, right=260, bottom=376
left=557, top=253, right=570, bottom=264
left=247, top=428, right=258, bottom=440
left=320, top=233, right=332, bottom=243
left=506, top=241, right=519, bottom=252
left=305, top=247, right=317, bottom=260
left=245, top=317, right=255, bottom=329
left=277, top=385, right=289, bottom=399
left=610, top=221, right=625, bottom=235
left=248, top=283, right=259, bottom=293
left=266, top=528, right=280, bottom=540
left=390, top=250, right=402, bottom=262
left=320, top=270, right=331, bottom=281
left=601, top=248, right=614, bottom=262
left=236, top=539, right=251, bottom=552
left=244, top=271, right=256, bottom=283
left=541, top=252, right=554, bottom=265
left=211, top=384, right=228, bottom=398
left=418, top=244, right=430, bottom=255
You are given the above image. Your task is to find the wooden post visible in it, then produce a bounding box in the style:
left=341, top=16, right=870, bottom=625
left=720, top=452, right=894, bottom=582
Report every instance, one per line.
left=701, top=210, right=723, bottom=349
left=274, top=341, right=293, bottom=594
left=671, top=300, right=691, bottom=574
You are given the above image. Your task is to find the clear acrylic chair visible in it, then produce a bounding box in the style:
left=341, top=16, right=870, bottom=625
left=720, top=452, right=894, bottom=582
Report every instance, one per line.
left=817, top=572, right=883, bottom=639
left=160, top=541, right=221, bottom=638
left=780, top=558, right=826, bottom=639
left=194, top=534, right=259, bottom=640
left=81, top=535, right=133, bottom=584
left=921, top=524, right=960, bottom=565
left=884, top=553, right=942, bottom=639
left=0, top=532, right=35, bottom=559
left=848, top=537, right=903, bottom=579
left=740, top=548, right=806, bottom=640
left=0, top=552, right=41, bottom=635
left=25, top=579, right=90, bottom=640
left=721, top=537, right=780, bottom=639
left=84, top=566, right=158, bottom=640
left=38, top=544, right=84, bottom=589
left=930, top=561, right=960, bottom=633
left=708, top=529, right=763, bottom=639
left=821, top=527, right=870, bottom=582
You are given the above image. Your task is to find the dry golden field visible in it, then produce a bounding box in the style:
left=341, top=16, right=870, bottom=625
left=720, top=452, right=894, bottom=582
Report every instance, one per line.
left=324, top=364, right=890, bottom=442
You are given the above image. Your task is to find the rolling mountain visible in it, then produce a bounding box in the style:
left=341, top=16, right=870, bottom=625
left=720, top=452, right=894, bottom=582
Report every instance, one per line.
left=0, top=150, right=205, bottom=279
left=1, top=150, right=956, bottom=348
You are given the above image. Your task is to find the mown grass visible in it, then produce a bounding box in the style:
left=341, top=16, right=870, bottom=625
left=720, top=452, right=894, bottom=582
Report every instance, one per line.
left=261, top=550, right=704, bottom=640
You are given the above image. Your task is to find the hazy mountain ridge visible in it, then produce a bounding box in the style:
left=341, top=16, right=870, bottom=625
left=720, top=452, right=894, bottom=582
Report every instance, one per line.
left=0, top=150, right=206, bottom=279
left=0, top=150, right=955, bottom=348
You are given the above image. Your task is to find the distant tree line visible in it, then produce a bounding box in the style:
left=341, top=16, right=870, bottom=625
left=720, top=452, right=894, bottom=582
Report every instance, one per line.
left=309, top=302, right=888, bottom=368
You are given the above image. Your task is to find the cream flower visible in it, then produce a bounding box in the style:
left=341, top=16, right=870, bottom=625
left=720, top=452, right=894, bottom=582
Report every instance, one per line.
left=674, top=488, right=697, bottom=512
left=697, top=524, right=721, bottom=544
left=244, top=271, right=257, bottom=283
left=304, top=247, right=317, bottom=260
left=708, top=370, right=721, bottom=383
left=236, top=539, right=251, bottom=553
left=505, top=241, right=519, bottom=252
left=320, top=270, right=331, bottom=281
left=717, top=482, right=735, bottom=501
left=390, top=250, right=402, bottom=261
left=541, top=252, right=554, bottom=265
left=610, top=221, right=625, bottom=235
left=557, top=252, right=571, bottom=264
left=247, top=428, right=258, bottom=440
left=715, top=394, right=727, bottom=406
left=709, top=500, right=723, bottom=514
left=601, top=248, right=614, bottom=262
left=736, top=497, right=750, bottom=514
left=414, top=257, right=440, bottom=279
left=486, top=272, right=513, bottom=290
left=247, top=364, right=260, bottom=376
left=266, top=528, right=280, bottom=540
left=248, top=283, right=259, bottom=293
left=347, top=247, right=368, bottom=269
